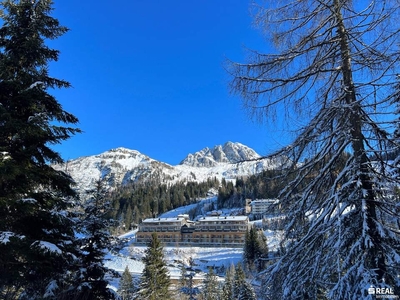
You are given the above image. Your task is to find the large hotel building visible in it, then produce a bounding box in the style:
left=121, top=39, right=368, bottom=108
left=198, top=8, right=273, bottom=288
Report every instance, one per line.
left=136, top=214, right=249, bottom=246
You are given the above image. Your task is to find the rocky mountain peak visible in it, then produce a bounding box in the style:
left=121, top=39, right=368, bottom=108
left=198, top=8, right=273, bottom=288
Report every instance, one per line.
left=100, top=147, right=143, bottom=158
left=179, top=141, right=261, bottom=167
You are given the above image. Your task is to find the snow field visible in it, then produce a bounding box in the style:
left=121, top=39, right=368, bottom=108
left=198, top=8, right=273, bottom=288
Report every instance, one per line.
left=105, top=234, right=244, bottom=279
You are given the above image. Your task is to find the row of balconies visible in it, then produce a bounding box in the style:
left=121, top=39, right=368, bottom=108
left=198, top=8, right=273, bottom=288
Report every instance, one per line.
left=139, top=225, right=248, bottom=232
left=139, top=226, right=181, bottom=232
left=194, top=226, right=247, bottom=232
left=136, top=233, right=245, bottom=244
left=199, top=222, right=247, bottom=225
left=192, top=235, right=244, bottom=239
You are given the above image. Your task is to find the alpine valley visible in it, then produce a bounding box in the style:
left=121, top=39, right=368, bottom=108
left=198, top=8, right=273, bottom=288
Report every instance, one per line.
left=54, top=141, right=287, bottom=195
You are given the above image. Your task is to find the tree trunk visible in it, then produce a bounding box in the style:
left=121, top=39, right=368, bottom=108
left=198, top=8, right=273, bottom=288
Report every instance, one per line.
left=334, top=0, right=383, bottom=279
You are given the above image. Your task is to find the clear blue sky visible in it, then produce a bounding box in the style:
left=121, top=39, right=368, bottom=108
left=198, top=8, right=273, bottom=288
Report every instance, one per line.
left=49, top=0, right=289, bottom=165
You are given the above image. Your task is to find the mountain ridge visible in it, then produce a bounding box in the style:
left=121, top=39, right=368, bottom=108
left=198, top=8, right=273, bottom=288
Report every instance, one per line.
left=55, top=141, right=285, bottom=196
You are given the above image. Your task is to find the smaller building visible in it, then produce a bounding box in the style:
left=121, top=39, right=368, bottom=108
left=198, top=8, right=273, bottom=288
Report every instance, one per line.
left=251, top=199, right=279, bottom=216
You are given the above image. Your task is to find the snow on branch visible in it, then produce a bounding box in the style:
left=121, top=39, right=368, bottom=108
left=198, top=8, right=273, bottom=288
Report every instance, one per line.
left=0, top=232, right=14, bottom=244
left=0, top=231, right=25, bottom=244
left=43, top=280, right=58, bottom=298
left=18, top=198, right=37, bottom=204
left=27, top=112, right=48, bottom=123
left=0, top=151, right=11, bottom=161
left=31, top=241, right=62, bottom=255
left=25, top=81, right=44, bottom=91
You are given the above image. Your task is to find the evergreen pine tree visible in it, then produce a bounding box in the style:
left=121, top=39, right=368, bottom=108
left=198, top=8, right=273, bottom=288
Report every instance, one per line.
left=229, top=263, right=257, bottom=300
left=202, top=267, right=220, bottom=300
left=119, top=266, right=135, bottom=300
left=221, top=264, right=234, bottom=300
left=233, top=264, right=245, bottom=299
left=0, top=0, right=80, bottom=298
left=124, top=204, right=133, bottom=230
left=179, top=257, right=199, bottom=300
left=179, top=262, right=188, bottom=291
left=255, top=229, right=268, bottom=272
left=244, top=226, right=269, bottom=272
left=139, top=233, right=172, bottom=300
left=73, top=179, right=116, bottom=299
left=243, top=226, right=260, bottom=269
left=238, top=281, right=257, bottom=300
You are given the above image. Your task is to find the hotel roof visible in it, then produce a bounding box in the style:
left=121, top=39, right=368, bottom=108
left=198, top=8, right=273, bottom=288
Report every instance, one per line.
left=141, top=217, right=186, bottom=223
left=197, top=216, right=248, bottom=222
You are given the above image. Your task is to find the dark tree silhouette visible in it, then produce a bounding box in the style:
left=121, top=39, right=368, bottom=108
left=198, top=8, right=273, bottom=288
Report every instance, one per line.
left=0, top=0, right=80, bottom=298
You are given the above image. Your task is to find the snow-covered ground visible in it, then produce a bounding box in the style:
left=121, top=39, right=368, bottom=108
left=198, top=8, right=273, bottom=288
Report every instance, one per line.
left=105, top=196, right=284, bottom=293
left=106, top=229, right=244, bottom=274
left=106, top=228, right=283, bottom=293
left=105, top=229, right=244, bottom=292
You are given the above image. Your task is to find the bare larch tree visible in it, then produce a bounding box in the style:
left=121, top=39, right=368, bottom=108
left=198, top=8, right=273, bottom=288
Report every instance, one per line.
left=228, top=1, right=400, bottom=299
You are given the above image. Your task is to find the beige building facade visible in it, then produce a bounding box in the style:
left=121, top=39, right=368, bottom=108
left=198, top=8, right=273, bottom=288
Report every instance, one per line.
left=136, top=215, right=190, bottom=244
left=136, top=215, right=249, bottom=246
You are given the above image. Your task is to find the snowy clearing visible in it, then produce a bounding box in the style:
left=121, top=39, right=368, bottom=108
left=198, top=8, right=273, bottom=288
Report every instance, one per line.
left=106, top=230, right=244, bottom=279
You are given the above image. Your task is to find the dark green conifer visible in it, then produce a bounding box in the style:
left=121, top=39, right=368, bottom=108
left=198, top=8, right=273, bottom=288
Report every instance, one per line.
left=243, top=226, right=260, bottom=268
left=202, top=267, right=220, bottom=300
left=179, top=257, right=199, bottom=300
left=74, top=179, right=116, bottom=299
left=119, top=266, right=135, bottom=300
left=238, top=280, right=257, bottom=300
left=139, top=233, right=172, bottom=300
left=221, top=264, right=235, bottom=300
left=256, top=229, right=269, bottom=271
left=232, top=263, right=257, bottom=300
left=244, top=226, right=269, bottom=272
left=0, top=0, right=80, bottom=298
left=233, top=264, right=246, bottom=299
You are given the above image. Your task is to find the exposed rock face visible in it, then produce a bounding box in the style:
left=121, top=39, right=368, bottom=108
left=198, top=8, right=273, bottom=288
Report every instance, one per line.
left=180, top=142, right=260, bottom=167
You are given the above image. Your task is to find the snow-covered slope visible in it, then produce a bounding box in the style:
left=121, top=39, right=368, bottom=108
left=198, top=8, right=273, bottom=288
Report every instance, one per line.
left=54, top=142, right=285, bottom=194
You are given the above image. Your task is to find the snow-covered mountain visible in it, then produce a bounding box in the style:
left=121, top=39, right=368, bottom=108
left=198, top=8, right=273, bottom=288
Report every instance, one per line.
left=180, top=141, right=260, bottom=167
left=55, top=142, right=285, bottom=194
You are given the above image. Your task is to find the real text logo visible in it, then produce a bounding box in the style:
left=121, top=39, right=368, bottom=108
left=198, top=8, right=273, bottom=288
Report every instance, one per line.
left=368, top=285, right=398, bottom=299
